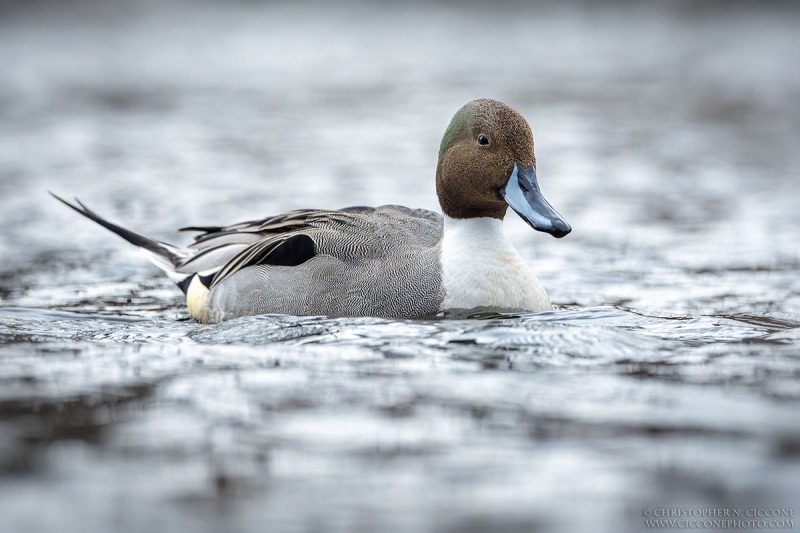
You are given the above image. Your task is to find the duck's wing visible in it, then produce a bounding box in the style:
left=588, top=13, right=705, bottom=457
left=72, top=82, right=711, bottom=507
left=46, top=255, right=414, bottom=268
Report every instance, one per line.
left=179, top=206, right=442, bottom=290
left=173, top=209, right=323, bottom=278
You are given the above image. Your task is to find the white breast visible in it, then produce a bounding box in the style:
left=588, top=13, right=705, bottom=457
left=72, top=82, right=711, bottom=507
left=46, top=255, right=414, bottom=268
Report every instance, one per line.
left=439, top=216, right=551, bottom=312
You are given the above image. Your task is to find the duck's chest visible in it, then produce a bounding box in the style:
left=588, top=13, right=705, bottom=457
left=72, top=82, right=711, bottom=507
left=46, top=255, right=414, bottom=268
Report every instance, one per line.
left=438, top=217, right=551, bottom=312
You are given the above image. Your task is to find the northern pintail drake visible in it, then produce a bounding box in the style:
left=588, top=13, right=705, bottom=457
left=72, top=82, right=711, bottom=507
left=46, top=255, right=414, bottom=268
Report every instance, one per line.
left=53, top=99, right=571, bottom=323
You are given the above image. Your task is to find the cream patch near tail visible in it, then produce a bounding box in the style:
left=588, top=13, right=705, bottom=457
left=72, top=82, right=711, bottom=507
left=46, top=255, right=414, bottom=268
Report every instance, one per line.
left=186, top=275, right=210, bottom=323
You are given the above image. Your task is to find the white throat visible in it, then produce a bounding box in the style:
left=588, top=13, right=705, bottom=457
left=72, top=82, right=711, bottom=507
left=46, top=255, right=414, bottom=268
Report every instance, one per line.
left=439, top=216, right=551, bottom=312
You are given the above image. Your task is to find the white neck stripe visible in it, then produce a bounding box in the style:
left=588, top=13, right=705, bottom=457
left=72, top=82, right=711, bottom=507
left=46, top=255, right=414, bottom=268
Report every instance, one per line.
left=439, top=216, right=551, bottom=312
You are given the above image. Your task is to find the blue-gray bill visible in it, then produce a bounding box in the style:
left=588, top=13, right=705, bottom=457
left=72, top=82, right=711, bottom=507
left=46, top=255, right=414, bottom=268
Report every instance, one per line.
left=500, top=162, right=571, bottom=238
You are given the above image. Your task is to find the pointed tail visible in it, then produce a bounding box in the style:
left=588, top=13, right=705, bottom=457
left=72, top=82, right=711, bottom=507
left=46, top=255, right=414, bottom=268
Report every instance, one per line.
left=50, top=192, right=192, bottom=289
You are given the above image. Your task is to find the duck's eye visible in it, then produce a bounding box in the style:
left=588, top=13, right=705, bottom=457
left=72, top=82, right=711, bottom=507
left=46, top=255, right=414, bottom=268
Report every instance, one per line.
left=477, top=134, right=490, bottom=146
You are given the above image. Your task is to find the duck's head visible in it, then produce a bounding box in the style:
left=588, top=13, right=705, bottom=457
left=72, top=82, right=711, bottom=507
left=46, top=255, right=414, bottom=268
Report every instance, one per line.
left=436, top=99, right=571, bottom=238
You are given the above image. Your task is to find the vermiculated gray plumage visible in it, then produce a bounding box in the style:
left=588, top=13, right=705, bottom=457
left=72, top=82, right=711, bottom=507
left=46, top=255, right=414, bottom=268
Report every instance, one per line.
left=200, top=205, right=445, bottom=321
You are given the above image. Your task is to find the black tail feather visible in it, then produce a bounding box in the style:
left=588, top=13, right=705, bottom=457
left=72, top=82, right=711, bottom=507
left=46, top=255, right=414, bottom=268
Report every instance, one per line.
left=49, top=192, right=183, bottom=267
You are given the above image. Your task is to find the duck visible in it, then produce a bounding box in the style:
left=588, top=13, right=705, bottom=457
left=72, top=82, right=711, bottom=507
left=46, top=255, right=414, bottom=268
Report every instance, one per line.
left=52, top=99, right=571, bottom=323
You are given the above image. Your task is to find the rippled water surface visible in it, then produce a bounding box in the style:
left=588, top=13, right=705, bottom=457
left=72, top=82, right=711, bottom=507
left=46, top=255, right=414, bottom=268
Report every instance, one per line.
left=1, top=1, right=799, bottom=532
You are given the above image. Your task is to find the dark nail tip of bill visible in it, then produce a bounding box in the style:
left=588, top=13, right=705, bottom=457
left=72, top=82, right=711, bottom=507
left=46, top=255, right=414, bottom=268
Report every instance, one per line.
left=548, top=223, right=572, bottom=238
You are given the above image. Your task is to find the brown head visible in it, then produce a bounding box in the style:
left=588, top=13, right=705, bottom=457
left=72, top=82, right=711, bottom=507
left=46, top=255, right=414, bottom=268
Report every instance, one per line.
left=435, top=99, right=571, bottom=238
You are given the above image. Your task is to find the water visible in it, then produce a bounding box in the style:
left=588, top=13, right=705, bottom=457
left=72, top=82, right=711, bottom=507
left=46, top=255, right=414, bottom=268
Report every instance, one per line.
left=1, top=1, right=799, bottom=532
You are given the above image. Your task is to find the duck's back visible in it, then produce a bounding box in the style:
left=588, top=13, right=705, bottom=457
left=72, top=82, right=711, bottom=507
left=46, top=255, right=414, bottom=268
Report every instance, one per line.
left=206, top=205, right=445, bottom=321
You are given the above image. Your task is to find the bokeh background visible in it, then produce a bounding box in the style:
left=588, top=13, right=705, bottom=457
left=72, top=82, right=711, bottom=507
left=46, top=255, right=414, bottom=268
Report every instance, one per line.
left=1, top=1, right=798, bottom=532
